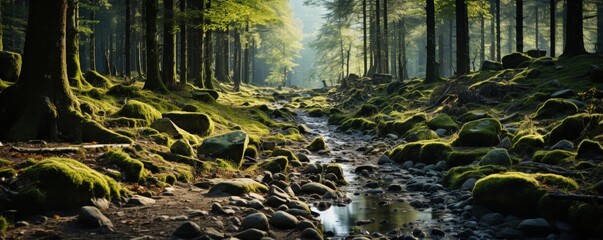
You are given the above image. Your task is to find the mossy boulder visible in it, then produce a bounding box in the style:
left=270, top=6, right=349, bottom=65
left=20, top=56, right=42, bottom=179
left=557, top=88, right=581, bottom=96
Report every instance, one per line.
left=547, top=114, right=603, bottom=144
left=532, top=150, right=575, bottom=165
left=427, top=114, right=459, bottom=132
left=17, top=158, right=124, bottom=210
left=150, top=118, right=200, bottom=145
left=577, top=139, right=603, bottom=161
left=473, top=172, right=546, bottom=216
left=454, top=118, right=502, bottom=147
left=458, top=111, right=495, bottom=123
left=100, top=150, right=145, bottom=182
left=377, top=114, right=427, bottom=136
left=208, top=178, right=268, bottom=196
left=404, top=123, right=439, bottom=142
left=512, top=134, right=545, bottom=155
left=388, top=142, right=423, bottom=163
left=163, top=111, right=214, bottom=136
left=355, top=104, right=379, bottom=117
left=306, top=136, right=327, bottom=152
left=308, top=108, right=325, bottom=117
left=388, top=141, right=452, bottom=164
left=191, top=91, right=216, bottom=103
left=480, top=148, right=512, bottom=166
left=257, top=156, right=289, bottom=173
left=107, top=84, right=141, bottom=97
left=0, top=51, right=22, bottom=82
left=192, top=89, right=219, bottom=100
left=270, top=148, right=299, bottom=161
left=117, top=100, right=162, bottom=124
left=444, top=165, right=507, bottom=189
left=446, top=148, right=493, bottom=167
left=325, top=163, right=344, bottom=180
left=244, top=145, right=258, bottom=159
left=81, top=120, right=133, bottom=144
left=501, top=52, right=532, bottom=69
left=170, top=139, right=194, bottom=157
left=84, top=70, right=112, bottom=88
left=340, top=118, right=377, bottom=132
left=535, top=98, right=578, bottom=119
left=197, top=131, right=249, bottom=169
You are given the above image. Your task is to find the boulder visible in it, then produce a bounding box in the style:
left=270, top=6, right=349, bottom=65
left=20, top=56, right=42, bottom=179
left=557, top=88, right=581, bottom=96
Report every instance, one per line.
left=257, top=156, right=289, bottom=173
left=502, top=52, right=531, bottom=69
left=481, top=60, right=503, bottom=71
left=512, top=134, right=545, bottom=155
left=270, top=148, right=299, bottom=161
left=301, top=182, right=335, bottom=195
left=480, top=148, right=512, bottom=166
left=208, top=178, right=268, bottom=195
left=517, top=218, right=551, bottom=236
left=577, top=139, right=603, bottom=161
left=192, top=89, right=220, bottom=100
left=240, top=213, right=269, bottom=231
left=550, top=139, right=574, bottom=150
left=306, top=136, right=327, bottom=152
left=355, top=104, right=379, bottom=117
left=117, top=100, right=162, bottom=124
left=0, top=51, right=21, bottom=82
left=301, top=228, right=323, bottom=240
left=458, top=111, right=495, bottom=123
left=427, top=114, right=459, bottom=132
left=173, top=221, right=202, bottom=239
left=269, top=211, right=299, bottom=229
left=547, top=114, right=603, bottom=144
left=151, top=118, right=200, bottom=145
left=100, top=149, right=145, bottom=182
left=454, top=118, right=502, bottom=147
left=163, top=111, right=214, bottom=136
left=550, top=89, right=576, bottom=98
left=84, top=70, right=112, bottom=88
left=196, top=131, right=248, bottom=167
left=235, top=228, right=268, bottom=240
left=525, top=50, right=546, bottom=58
left=78, top=206, right=113, bottom=228
left=170, top=139, right=194, bottom=157
left=535, top=98, right=578, bottom=119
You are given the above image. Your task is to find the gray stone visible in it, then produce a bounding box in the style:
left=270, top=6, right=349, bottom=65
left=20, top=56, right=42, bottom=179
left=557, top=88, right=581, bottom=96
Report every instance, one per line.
left=402, top=161, right=414, bottom=169
left=550, top=89, right=576, bottom=98
left=269, top=211, right=299, bottom=229
left=457, top=228, right=475, bottom=238
left=235, top=228, right=268, bottom=240
left=517, top=218, right=551, bottom=236
left=264, top=195, right=288, bottom=208
left=386, top=134, right=399, bottom=140
left=128, top=196, right=156, bottom=206
left=203, top=227, right=224, bottom=239
left=460, top=178, right=478, bottom=191
left=197, top=130, right=249, bottom=168
left=480, top=148, right=512, bottom=166
left=481, top=60, right=503, bottom=71
left=435, top=129, right=448, bottom=137
left=302, top=163, right=321, bottom=174
left=499, top=137, right=512, bottom=149
left=480, top=212, right=505, bottom=226
left=354, top=164, right=377, bottom=173
left=173, top=221, right=202, bottom=239
left=248, top=200, right=264, bottom=210
left=301, top=228, right=323, bottom=240
left=551, top=140, right=574, bottom=151
left=78, top=206, right=113, bottom=228
left=240, top=213, right=269, bottom=231
left=377, top=155, right=393, bottom=165
left=435, top=160, right=448, bottom=171
left=298, top=124, right=312, bottom=134
left=387, top=184, right=403, bottom=192
left=301, top=182, right=334, bottom=195
left=170, top=139, right=194, bottom=157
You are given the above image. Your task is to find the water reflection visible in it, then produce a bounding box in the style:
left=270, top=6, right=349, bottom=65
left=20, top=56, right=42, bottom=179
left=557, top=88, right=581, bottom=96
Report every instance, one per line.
left=315, top=192, right=433, bottom=237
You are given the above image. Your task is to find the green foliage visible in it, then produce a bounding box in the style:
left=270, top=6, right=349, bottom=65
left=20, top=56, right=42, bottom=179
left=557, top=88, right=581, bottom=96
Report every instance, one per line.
left=0, top=215, right=7, bottom=234
left=535, top=98, right=578, bottom=119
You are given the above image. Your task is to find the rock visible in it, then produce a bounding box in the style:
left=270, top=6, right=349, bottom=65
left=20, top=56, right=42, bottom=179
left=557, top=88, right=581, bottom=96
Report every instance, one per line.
left=78, top=206, right=113, bottom=228
left=269, top=211, right=299, bottom=229
left=535, top=98, right=578, bottom=119
left=128, top=196, right=156, bottom=206
left=460, top=178, right=478, bottom=191
left=325, top=163, right=344, bottom=180
left=480, top=212, right=505, bottom=226
left=387, top=184, right=403, bottom=192
left=593, top=180, right=603, bottom=194
left=240, top=213, right=269, bottom=231
left=435, top=160, right=448, bottom=171
left=208, top=178, right=268, bottom=195
left=248, top=200, right=264, bottom=209
left=197, top=130, right=249, bottom=168
left=298, top=124, right=312, bottom=134
left=354, top=164, right=377, bottom=173
left=435, top=129, right=448, bottom=137
left=577, top=139, right=603, bottom=161
left=431, top=228, right=446, bottom=237
left=306, top=136, right=327, bottom=152
left=377, top=155, right=393, bottom=165
left=170, top=139, right=194, bottom=157
left=427, top=114, right=459, bottom=132
left=512, top=134, right=545, bottom=155
left=502, top=52, right=531, bottom=69
left=480, top=148, right=512, bottom=166
left=301, top=228, right=323, bottom=240
left=547, top=114, right=603, bottom=144
left=151, top=118, right=200, bottom=144
left=301, top=182, right=335, bottom=195
left=550, top=89, right=576, bottom=98
left=457, top=228, right=475, bottom=238
left=257, top=156, right=289, bottom=173
left=590, top=64, right=603, bottom=83
left=517, top=218, right=551, bottom=236
left=264, top=195, right=287, bottom=208
left=297, top=153, right=310, bottom=162
left=355, top=104, right=379, bottom=117
left=84, top=70, right=111, bottom=88
left=235, top=228, right=268, bottom=240
left=550, top=140, right=573, bottom=151
left=262, top=141, right=277, bottom=151
left=499, top=137, right=512, bottom=149
left=526, top=49, right=546, bottom=58
left=118, top=100, right=162, bottom=124
left=173, top=221, right=202, bottom=239
left=526, top=69, right=541, bottom=78
left=203, top=227, right=224, bottom=239
left=386, top=133, right=399, bottom=140
left=192, top=91, right=217, bottom=103
left=162, top=111, right=214, bottom=136
left=297, top=220, right=316, bottom=231
left=0, top=51, right=21, bottom=82
left=455, top=118, right=502, bottom=147
left=302, top=163, right=322, bottom=174
left=402, top=161, right=414, bottom=169
left=481, top=60, right=503, bottom=71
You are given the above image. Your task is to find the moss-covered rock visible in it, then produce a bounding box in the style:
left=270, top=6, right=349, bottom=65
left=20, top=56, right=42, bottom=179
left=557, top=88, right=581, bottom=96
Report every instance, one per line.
left=458, top=111, right=495, bottom=123
left=446, top=148, right=493, bottom=167
left=427, top=114, right=459, bottom=132
left=479, top=148, right=512, bottom=166
left=244, top=145, right=258, bottom=159
left=512, top=134, right=545, bottom=155
left=532, top=150, right=575, bottom=165
left=306, top=136, right=327, bottom=152
left=270, top=148, right=299, bottom=161
left=340, top=118, right=377, bottom=132
left=192, top=89, right=219, bottom=100
left=325, top=163, right=344, bottom=180
left=0, top=215, right=8, bottom=234
left=107, top=84, right=141, bottom=97
left=404, top=123, right=439, bottom=142
left=197, top=130, right=249, bottom=169
left=17, top=158, right=124, bottom=210
left=388, top=142, right=423, bottom=163
left=150, top=118, right=200, bottom=145
left=377, top=113, right=427, bottom=136
left=170, top=139, right=194, bottom=157
left=257, top=156, right=289, bottom=173
left=104, top=117, right=148, bottom=128
left=162, top=111, right=214, bottom=136
left=328, top=113, right=351, bottom=125
left=84, top=70, right=112, bottom=88
left=191, top=91, right=216, bottom=103
left=100, top=150, right=145, bottom=182
left=547, top=114, right=603, bottom=144
left=117, top=100, right=162, bottom=124
left=454, top=118, right=502, bottom=147
left=418, top=142, right=453, bottom=165
left=81, top=120, right=133, bottom=144
left=208, top=178, right=268, bottom=196
left=0, top=51, right=22, bottom=82
left=355, top=104, right=379, bottom=117
left=535, top=98, right=578, bottom=119
left=577, top=139, right=603, bottom=161
left=308, top=108, right=325, bottom=117
left=568, top=203, right=603, bottom=237
left=444, top=165, right=507, bottom=189
left=501, top=52, right=532, bottom=69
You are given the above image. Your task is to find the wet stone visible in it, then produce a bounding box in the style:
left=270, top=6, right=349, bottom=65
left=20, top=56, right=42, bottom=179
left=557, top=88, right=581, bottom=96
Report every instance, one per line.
left=173, top=221, right=202, bottom=239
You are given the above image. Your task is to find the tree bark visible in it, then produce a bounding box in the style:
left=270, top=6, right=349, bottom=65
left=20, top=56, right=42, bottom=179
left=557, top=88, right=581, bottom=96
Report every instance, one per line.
left=233, top=30, right=241, bottom=91
left=0, top=2, right=3, bottom=51
left=480, top=15, right=485, bottom=64
left=596, top=0, right=603, bottom=52
left=535, top=1, right=539, bottom=50
left=456, top=0, right=470, bottom=75
left=203, top=0, right=214, bottom=89
left=550, top=0, right=556, bottom=56
left=400, top=18, right=408, bottom=80
left=89, top=0, right=96, bottom=71
left=162, top=0, right=177, bottom=86
left=561, top=0, right=586, bottom=57
left=375, top=0, right=382, bottom=73
left=490, top=0, right=496, bottom=60
left=66, top=0, right=88, bottom=89
left=143, top=0, right=167, bottom=92
left=363, top=0, right=367, bottom=76
left=383, top=0, right=389, bottom=73
left=242, top=24, right=250, bottom=85
left=179, top=0, right=187, bottom=84
left=425, top=0, right=438, bottom=83
left=516, top=0, right=523, bottom=52
left=125, top=0, right=131, bottom=78
left=496, top=0, right=501, bottom=61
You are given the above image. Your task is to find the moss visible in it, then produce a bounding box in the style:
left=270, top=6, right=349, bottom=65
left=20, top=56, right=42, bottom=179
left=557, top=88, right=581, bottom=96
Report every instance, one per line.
left=100, top=150, right=146, bottom=182
left=244, top=145, right=259, bottom=159
left=81, top=120, right=133, bottom=144
left=181, top=104, right=200, bottom=112
left=170, top=139, right=194, bottom=157
left=427, top=114, right=459, bottom=131
left=418, top=142, right=453, bottom=165
left=446, top=148, right=493, bottom=167
left=0, top=158, right=10, bottom=167
left=104, top=117, right=148, bottom=128
left=473, top=172, right=546, bottom=216
left=532, top=173, right=579, bottom=190
left=270, top=148, right=299, bottom=161
left=378, top=113, right=427, bottom=137
left=547, top=114, right=603, bottom=144
left=388, top=142, right=423, bottom=163
left=0, top=51, right=22, bottom=82
left=150, top=133, right=172, bottom=146
left=18, top=158, right=124, bottom=210
left=354, top=104, right=379, bottom=117
left=0, top=215, right=7, bottom=234
left=84, top=70, right=112, bottom=88
left=0, top=167, right=16, bottom=179
left=162, top=111, right=214, bottom=136
left=174, top=164, right=194, bottom=183
left=116, top=100, right=162, bottom=123
left=454, top=118, right=502, bottom=147
left=150, top=118, right=201, bottom=145
left=340, top=118, right=377, bottom=132
left=308, top=108, right=325, bottom=117
left=306, top=136, right=327, bottom=152
left=458, top=111, right=495, bottom=123
left=404, top=123, right=439, bottom=142
left=107, top=84, right=141, bottom=97
left=479, top=148, right=512, bottom=166
left=535, top=98, right=578, bottom=119
left=444, top=165, right=507, bottom=189
left=532, top=150, right=575, bottom=165
left=258, top=156, right=289, bottom=173
left=328, top=113, right=351, bottom=125
left=512, top=134, right=545, bottom=155
left=576, top=139, right=603, bottom=160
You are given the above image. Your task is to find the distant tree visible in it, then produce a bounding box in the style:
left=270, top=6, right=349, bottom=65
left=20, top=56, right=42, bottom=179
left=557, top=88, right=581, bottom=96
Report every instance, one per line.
left=456, top=0, right=470, bottom=75
left=561, top=0, right=586, bottom=57
left=162, top=0, right=177, bottom=86
left=550, top=0, right=556, bottom=57
left=425, top=0, right=438, bottom=83
left=516, top=0, right=523, bottom=52
left=125, top=0, right=131, bottom=78
left=597, top=0, right=603, bottom=52
left=143, top=0, right=167, bottom=92
left=180, top=0, right=188, bottom=84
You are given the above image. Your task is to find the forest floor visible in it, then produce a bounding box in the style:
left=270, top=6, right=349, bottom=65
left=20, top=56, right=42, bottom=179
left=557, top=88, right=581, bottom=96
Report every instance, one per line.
left=1, top=52, right=603, bottom=240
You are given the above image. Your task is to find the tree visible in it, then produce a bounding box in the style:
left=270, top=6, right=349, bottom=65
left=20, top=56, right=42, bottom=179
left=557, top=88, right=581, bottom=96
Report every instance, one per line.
left=561, top=0, right=586, bottom=57
left=143, top=0, right=167, bottom=92
left=0, top=0, right=128, bottom=143
left=425, top=0, right=438, bottom=83
left=162, top=0, right=177, bottom=86
left=550, top=0, right=556, bottom=57
left=363, top=0, right=367, bottom=76
left=456, top=0, right=470, bottom=75
left=67, top=0, right=88, bottom=89
left=597, top=0, right=602, bottom=52
left=125, top=0, right=132, bottom=78
left=180, top=0, right=188, bottom=84
left=516, top=0, right=523, bottom=52
left=0, top=2, right=3, bottom=51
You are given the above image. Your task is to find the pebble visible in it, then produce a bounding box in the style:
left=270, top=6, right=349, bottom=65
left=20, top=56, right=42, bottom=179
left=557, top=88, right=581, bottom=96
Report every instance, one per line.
left=377, top=155, right=393, bottom=165
left=460, top=178, right=478, bottom=190
left=301, top=228, right=323, bottom=240
left=127, top=196, right=156, bottom=206
left=480, top=212, right=505, bottom=226
left=269, top=211, right=298, bottom=229
left=387, top=184, right=403, bottom=192
left=78, top=206, right=113, bottom=228
left=235, top=228, right=268, bottom=240
left=517, top=218, right=551, bottom=236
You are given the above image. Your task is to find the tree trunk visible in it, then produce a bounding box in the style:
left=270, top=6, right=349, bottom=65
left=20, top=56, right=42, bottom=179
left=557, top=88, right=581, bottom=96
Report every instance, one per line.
left=383, top=0, right=389, bottom=73
left=363, top=0, right=367, bottom=76
left=535, top=1, right=539, bottom=50
left=233, top=30, right=241, bottom=91
left=490, top=0, right=496, bottom=60
left=449, top=19, right=454, bottom=75
left=438, top=24, right=445, bottom=77
left=66, top=0, right=88, bottom=89
left=456, top=0, right=470, bottom=75
left=203, top=0, right=213, bottom=89
left=496, top=0, right=501, bottom=61
left=561, top=0, right=586, bottom=57
left=375, top=0, right=382, bottom=73
left=596, top=0, right=602, bottom=52
left=89, top=0, right=96, bottom=71
left=400, top=18, right=408, bottom=80
left=425, top=0, right=438, bottom=83
left=162, top=0, right=177, bottom=86
left=215, top=30, right=226, bottom=82
left=516, top=0, right=523, bottom=52
left=550, top=0, right=556, bottom=56
left=143, top=0, right=167, bottom=92
left=0, top=2, right=3, bottom=51
left=480, top=15, right=485, bottom=64
left=125, top=0, right=131, bottom=78
left=179, top=0, right=187, bottom=84
left=242, top=24, right=250, bottom=85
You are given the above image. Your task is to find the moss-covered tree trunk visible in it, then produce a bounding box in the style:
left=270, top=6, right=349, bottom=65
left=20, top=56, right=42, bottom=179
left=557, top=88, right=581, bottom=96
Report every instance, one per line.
left=162, top=0, right=177, bottom=86
left=0, top=0, right=130, bottom=144
left=66, top=0, right=89, bottom=89
left=179, top=0, right=187, bottom=85
left=143, top=0, right=167, bottom=93
left=561, top=0, right=586, bottom=57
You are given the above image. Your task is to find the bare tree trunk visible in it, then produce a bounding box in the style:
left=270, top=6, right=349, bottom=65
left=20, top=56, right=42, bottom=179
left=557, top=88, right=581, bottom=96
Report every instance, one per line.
left=535, top=1, right=539, bottom=50
left=363, top=0, right=367, bottom=76
left=67, top=0, right=87, bottom=88
left=426, top=0, right=438, bottom=83
left=125, top=0, right=131, bottom=78
left=375, top=0, right=382, bottom=73
left=0, top=2, right=3, bottom=51
left=89, top=0, right=96, bottom=71
left=480, top=15, right=485, bottom=64
left=456, top=0, right=470, bottom=75
left=383, top=0, right=389, bottom=73
left=496, top=0, right=501, bottom=61
left=490, top=0, right=496, bottom=60
left=233, top=30, right=241, bottom=91
left=143, top=0, right=167, bottom=92
left=242, top=24, right=250, bottom=85
left=203, top=0, right=213, bottom=89
left=550, top=0, right=556, bottom=56
left=162, top=0, right=177, bottom=86
left=438, top=24, right=445, bottom=77
left=516, top=0, right=523, bottom=52
left=179, top=0, right=187, bottom=84
left=596, top=0, right=603, bottom=52
left=561, top=0, right=586, bottom=57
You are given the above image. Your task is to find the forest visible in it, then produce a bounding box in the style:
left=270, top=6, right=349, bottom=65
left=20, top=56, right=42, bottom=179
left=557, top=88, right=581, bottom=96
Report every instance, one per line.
left=0, top=0, right=602, bottom=239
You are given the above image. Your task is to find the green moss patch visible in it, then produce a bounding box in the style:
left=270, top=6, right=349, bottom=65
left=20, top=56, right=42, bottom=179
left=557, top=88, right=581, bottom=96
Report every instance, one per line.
left=512, top=134, right=545, bottom=155
left=444, top=165, right=507, bottom=189
left=454, top=118, right=502, bottom=147
left=577, top=139, right=603, bottom=161
left=547, top=114, right=603, bottom=144
left=308, top=108, right=325, bottom=117
left=306, top=136, right=328, bottom=152
left=427, top=114, right=459, bottom=131
left=535, top=98, right=578, bottom=119
left=389, top=141, right=452, bottom=165
left=100, top=150, right=146, bottom=182
left=354, top=104, right=379, bottom=117
left=340, top=118, right=377, bottom=132
left=270, top=148, right=299, bottom=161
left=257, top=156, right=289, bottom=173
left=116, top=100, right=162, bottom=124
left=532, top=150, right=575, bottom=165
left=446, top=148, right=493, bottom=167
left=377, top=113, right=427, bottom=137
